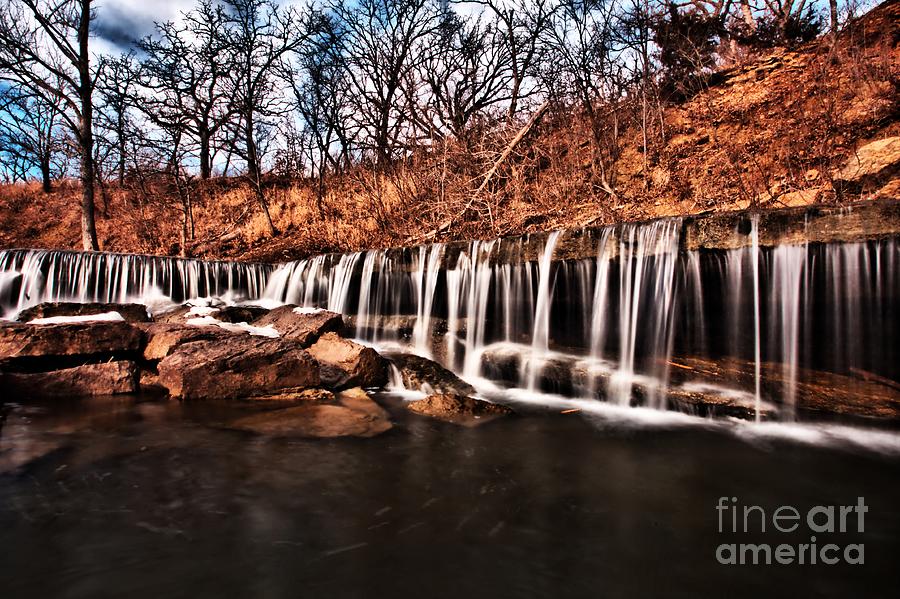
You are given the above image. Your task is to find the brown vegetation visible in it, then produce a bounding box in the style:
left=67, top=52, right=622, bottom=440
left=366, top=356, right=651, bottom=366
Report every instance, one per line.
left=1, top=0, right=898, bottom=262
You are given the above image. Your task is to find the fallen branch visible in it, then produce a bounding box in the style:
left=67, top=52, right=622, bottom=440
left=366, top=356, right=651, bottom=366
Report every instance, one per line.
left=413, top=102, right=551, bottom=244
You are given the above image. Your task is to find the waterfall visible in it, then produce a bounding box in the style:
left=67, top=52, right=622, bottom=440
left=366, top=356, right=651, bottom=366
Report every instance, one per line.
left=751, top=215, right=762, bottom=422
left=525, top=231, right=561, bottom=391
left=4, top=212, right=898, bottom=423
left=609, top=220, right=681, bottom=407
left=0, top=249, right=272, bottom=318
left=411, top=244, right=444, bottom=357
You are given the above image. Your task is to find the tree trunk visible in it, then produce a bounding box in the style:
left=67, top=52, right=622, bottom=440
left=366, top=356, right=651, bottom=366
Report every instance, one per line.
left=740, top=0, right=757, bottom=31
left=78, top=0, right=99, bottom=251
left=199, top=130, right=211, bottom=179
left=40, top=157, right=52, bottom=193
left=829, top=0, right=839, bottom=35
left=245, top=113, right=277, bottom=236
left=117, top=133, right=125, bottom=185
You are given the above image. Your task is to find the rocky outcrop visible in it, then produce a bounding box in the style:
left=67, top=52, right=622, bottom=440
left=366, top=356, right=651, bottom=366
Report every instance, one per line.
left=306, top=332, right=387, bottom=389
left=157, top=336, right=320, bottom=400
left=227, top=387, right=392, bottom=438
left=253, top=306, right=345, bottom=346
left=16, top=302, right=151, bottom=323
left=1, top=361, right=138, bottom=397
left=407, top=393, right=513, bottom=426
left=834, top=137, right=900, bottom=194
left=386, top=352, right=476, bottom=396
left=0, top=321, right=144, bottom=365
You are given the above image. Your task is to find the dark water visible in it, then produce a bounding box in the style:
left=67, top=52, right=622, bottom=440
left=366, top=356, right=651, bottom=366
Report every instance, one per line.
left=1, top=395, right=898, bottom=599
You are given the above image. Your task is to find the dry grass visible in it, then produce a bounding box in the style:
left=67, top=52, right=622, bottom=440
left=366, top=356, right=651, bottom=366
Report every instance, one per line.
left=1, top=1, right=898, bottom=262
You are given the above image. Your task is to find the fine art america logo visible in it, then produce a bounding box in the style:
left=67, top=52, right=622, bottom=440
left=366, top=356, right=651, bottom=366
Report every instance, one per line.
left=715, top=497, right=867, bottom=565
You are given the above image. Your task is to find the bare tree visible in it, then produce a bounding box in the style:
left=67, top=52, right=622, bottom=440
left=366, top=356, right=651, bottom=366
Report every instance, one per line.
left=0, top=85, right=64, bottom=191
left=462, top=0, right=555, bottom=121
left=414, top=12, right=514, bottom=141
left=0, top=0, right=100, bottom=249
left=282, top=8, right=355, bottom=213
left=330, top=0, right=441, bottom=166
left=545, top=0, right=622, bottom=197
left=95, top=53, right=138, bottom=186
left=138, top=0, right=236, bottom=180
left=221, top=0, right=303, bottom=236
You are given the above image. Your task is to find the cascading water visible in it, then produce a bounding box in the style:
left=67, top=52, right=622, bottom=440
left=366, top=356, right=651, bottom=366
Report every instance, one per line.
left=525, top=231, right=561, bottom=391
left=3, top=211, right=898, bottom=423
left=0, top=248, right=272, bottom=318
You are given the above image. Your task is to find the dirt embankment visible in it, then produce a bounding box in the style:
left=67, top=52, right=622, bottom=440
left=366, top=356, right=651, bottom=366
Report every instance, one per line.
left=1, top=0, right=898, bottom=262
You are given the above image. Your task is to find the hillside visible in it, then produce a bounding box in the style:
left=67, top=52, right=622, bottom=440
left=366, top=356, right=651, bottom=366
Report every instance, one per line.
left=1, top=0, right=898, bottom=262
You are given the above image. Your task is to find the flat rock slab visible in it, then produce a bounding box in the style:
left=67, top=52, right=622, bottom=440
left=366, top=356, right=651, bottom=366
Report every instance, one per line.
left=667, top=356, right=900, bottom=420
left=228, top=389, right=392, bottom=438
left=157, top=336, right=320, bottom=400
left=407, top=393, right=513, bottom=427
left=386, top=352, right=476, bottom=396
left=0, top=321, right=144, bottom=363
left=244, top=388, right=336, bottom=403
left=307, top=332, right=387, bottom=389
left=253, top=306, right=345, bottom=346
left=16, top=302, right=150, bottom=323
left=1, top=361, right=138, bottom=398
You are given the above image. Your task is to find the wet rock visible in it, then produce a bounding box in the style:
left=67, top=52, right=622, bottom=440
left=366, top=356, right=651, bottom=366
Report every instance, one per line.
left=151, top=305, right=269, bottom=325
left=1, top=361, right=138, bottom=398
left=139, top=367, right=164, bottom=393
left=480, top=345, right=782, bottom=419
left=16, top=302, right=151, bottom=323
left=666, top=385, right=776, bottom=420
left=407, top=393, right=513, bottom=426
left=157, top=336, right=320, bottom=400
left=306, top=332, right=387, bottom=389
left=0, top=321, right=144, bottom=366
left=152, top=305, right=192, bottom=323
left=253, top=306, right=345, bottom=346
left=138, top=322, right=233, bottom=361
left=834, top=136, right=900, bottom=193
left=245, top=388, right=335, bottom=403
left=228, top=388, right=392, bottom=438
left=215, top=305, right=271, bottom=324
left=667, top=356, right=900, bottom=421
left=386, top=352, right=475, bottom=396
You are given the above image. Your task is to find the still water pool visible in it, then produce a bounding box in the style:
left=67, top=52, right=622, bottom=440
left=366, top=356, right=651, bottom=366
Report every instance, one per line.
left=1, top=395, right=898, bottom=598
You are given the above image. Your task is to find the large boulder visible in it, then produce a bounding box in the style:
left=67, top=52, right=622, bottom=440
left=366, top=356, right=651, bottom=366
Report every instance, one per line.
left=306, top=332, right=387, bottom=389
left=227, top=387, right=392, bottom=438
left=386, top=352, right=476, bottom=396
left=834, top=136, right=900, bottom=194
left=253, top=306, right=345, bottom=346
left=407, top=393, right=513, bottom=426
left=0, top=321, right=144, bottom=365
left=138, top=322, right=233, bottom=361
left=1, top=361, right=138, bottom=398
left=16, top=302, right=150, bottom=323
left=157, top=336, right=320, bottom=400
